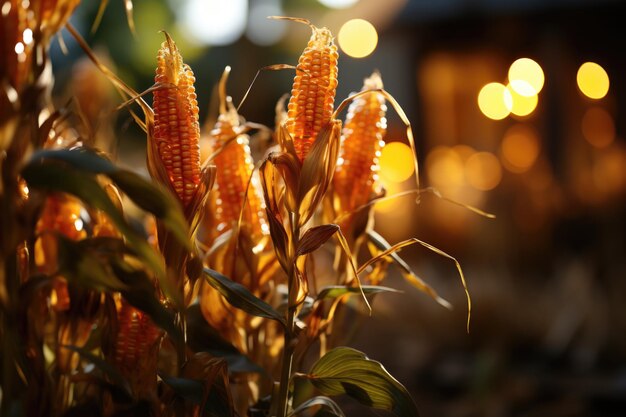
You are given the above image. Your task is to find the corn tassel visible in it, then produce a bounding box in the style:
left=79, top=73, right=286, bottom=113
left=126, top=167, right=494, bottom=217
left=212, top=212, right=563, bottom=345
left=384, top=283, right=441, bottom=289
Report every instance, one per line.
left=285, top=24, right=339, bottom=162
left=334, top=72, right=387, bottom=212
left=153, top=35, right=201, bottom=206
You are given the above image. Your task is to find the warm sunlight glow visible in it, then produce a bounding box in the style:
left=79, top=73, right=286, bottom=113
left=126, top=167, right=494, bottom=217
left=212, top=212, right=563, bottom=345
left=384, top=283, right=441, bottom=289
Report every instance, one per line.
left=577, top=62, right=609, bottom=99
left=582, top=107, right=615, bottom=148
left=508, top=58, right=544, bottom=96
left=22, top=28, right=33, bottom=45
left=501, top=125, right=541, bottom=173
left=338, top=19, right=378, bottom=58
left=379, top=142, right=415, bottom=184
left=478, top=82, right=511, bottom=120
left=181, top=0, right=248, bottom=45
left=318, top=0, right=359, bottom=8
left=246, top=0, right=286, bottom=46
left=505, top=84, right=538, bottom=117
left=465, top=152, right=502, bottom=191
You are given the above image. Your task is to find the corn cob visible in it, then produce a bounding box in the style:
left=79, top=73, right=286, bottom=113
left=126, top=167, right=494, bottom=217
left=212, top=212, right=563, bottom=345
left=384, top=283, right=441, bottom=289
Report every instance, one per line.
left=1, top=1, right=31, bottom=90
left=333, top=72, right=387, bottom=212
left=34, top=194, right=86, bottom=273
left=285, top=25, right=339, bottom=162
left=153, top=36, right=201, bottom=206
left=34, top=194, right=86, bottom=311
left=207, top=108, right=267, bottom=242
left=113, top=299, right=162, bottom=374
left=0, top=0, right=79, bottom=91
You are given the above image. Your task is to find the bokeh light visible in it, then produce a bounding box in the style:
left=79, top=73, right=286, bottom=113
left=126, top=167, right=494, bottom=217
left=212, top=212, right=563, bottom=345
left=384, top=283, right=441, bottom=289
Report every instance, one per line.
left=318, top=0, right=359, bottom=9
left=501, top=124, right=541, bottom=173
left=379, top=142, right=415, bottom=184
left=508, top=58, right=544, bottom=96
left=465, top=152, right=502, bottom=191
left=592, top=144, right=626, bottom=195
left=374, top=181, right=404, bottom=214
left=577, top=62, right=609, bottom=99
left=505, top=84, right=538, bottom=117
left=246, top=0, right=287, bottom=46
left=478, top=82, right=511, bottom=120
left=337, top=19, right=378, bottom=58
left=180, top=0, right=248, bottom=46
left=582, top=107, right=615, bottom=148
left=426, top=146, right=465, bottom=188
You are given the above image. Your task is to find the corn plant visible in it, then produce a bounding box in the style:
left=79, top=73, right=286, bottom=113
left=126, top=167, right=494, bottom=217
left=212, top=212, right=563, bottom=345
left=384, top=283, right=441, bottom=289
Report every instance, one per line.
left=0, top=3, right=489, bottom=417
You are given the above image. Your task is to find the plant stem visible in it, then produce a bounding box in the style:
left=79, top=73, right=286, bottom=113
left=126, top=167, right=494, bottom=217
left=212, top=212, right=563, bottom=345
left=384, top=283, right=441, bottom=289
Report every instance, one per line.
left=276, top=302, right=296, bottom=417
left=275, top=213, right=300, bottom=417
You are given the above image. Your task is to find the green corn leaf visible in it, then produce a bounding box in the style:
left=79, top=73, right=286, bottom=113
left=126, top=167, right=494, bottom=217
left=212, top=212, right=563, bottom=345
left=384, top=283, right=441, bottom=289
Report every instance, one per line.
left=56, top=237, right=130, bottom=293
left=203, top=268, right=286, bottom=327
left=303, top=347, right=419, bottom=417
left=186, top=305, right=264, bottom=374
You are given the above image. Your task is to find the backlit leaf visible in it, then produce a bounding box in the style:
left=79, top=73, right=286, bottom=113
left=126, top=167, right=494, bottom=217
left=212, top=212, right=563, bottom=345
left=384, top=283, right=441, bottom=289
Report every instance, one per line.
left=304, top=347, right=419, bottom=417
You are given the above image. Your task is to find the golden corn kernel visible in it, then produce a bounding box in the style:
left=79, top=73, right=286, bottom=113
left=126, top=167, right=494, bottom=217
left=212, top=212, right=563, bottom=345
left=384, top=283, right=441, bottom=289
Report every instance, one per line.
left=153, top=36, right=201, bottom=206
left=285, top=25, right=339, bottom=162
left=207, top=110, right=267, bottom=242
left=333, top=72, right=387, bottom=211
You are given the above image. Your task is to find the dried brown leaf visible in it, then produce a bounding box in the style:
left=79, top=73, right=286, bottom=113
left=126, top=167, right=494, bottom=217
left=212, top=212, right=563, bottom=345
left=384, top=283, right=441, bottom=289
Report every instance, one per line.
left=359, top=237, right=471, bottom=332
left=297, top=224, right=339, bottom=256
left=296, top=120, right=341, bottom=226
left=334, top=227, right=371, bottom=314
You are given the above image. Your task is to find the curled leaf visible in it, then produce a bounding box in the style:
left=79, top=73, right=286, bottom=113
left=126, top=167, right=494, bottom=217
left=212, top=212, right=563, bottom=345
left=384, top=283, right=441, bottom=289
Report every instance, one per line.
left=366, top=231, right=452, bottom=310
left=362, top=233, right=469, bottom=331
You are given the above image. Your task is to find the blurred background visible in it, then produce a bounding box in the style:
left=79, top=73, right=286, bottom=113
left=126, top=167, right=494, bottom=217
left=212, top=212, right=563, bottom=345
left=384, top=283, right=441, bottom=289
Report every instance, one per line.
left=52, top=0, right=626, bottom=415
